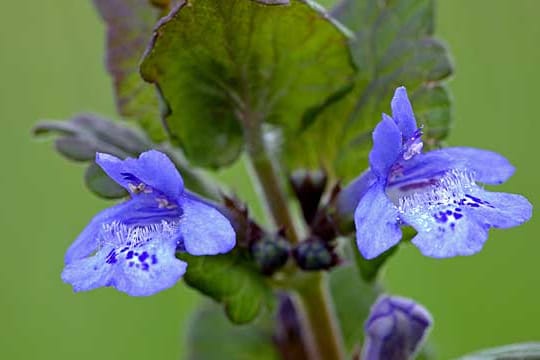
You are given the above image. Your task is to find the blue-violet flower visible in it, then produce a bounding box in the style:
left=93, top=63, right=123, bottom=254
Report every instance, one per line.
left=350, top=87, right=532, bottom=258
left=362, top=295, right=432, bottom=360
left=61, top=150, right=236, bottom=296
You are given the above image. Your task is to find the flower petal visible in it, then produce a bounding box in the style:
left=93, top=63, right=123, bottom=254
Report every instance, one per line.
left=180, top=195, right=236, bottom=255
left=111, top=236, right=187, bottom=296
left=401, top=196, right=489, bottom=258
left=463, top=189, right=532, bottom=229
left=64, top=200, right=135, bottom=263
left=61, top=245, right=115, bottom=292
left=337, top=170, right=377, bottom=217
left=96, top=150, right=184, bottom=199
left=369, top=114, right=403, bottom=178
left=391, top=86, right=417, bottom=139
left=62, top=235, right=187, bottom=296
left=64, top=196, right=182, bottom=264
left=426, top=147, right=515, bottom=184
left=355, top=182, right=402, bottom=259
left=362, top=295, right=432, bottom=360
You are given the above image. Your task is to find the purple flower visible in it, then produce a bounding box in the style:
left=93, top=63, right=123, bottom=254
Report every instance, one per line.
left=350, top=87, right=532, bottom=259
left=61, top=150, right=236, bottom=296
left=362, top=295, right=432, bottom=360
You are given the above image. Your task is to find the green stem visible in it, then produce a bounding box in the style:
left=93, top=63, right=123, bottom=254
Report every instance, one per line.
left=294, top=273, right=347, bottom=360
left=242, top=109, right=300, bottom=244
left=240, top=107, right=345, bottom=360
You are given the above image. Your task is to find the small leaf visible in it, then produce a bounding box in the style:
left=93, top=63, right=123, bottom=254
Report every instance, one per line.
left=178, top=250, right=274, bottom=324
left=353, top=244, right=398, bottom=283
left=34, top=114, right=151, bottom=161
left=93, top=0, right=170, bottom=140
left=456, top=343, right=540, bottom=360
left=186, top=302, right=280, bottom=360
left=329, top=264, right=381, bottom=354
left=85, top=162, right=128, bottom=199
left=55, top=136, right=98, bottom=162
left=141, top=0, right=355, bottom=168
left=286, top=0, right=453, bottom=181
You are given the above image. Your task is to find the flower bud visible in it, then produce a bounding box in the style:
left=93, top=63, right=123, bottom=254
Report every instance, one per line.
left=289, top=169, right=327, bottom=224
left=250, top=236, right=290, bottom=275
left=292, top=237, right=338, bottom=271
left=362, top=295, right=433, bottom=360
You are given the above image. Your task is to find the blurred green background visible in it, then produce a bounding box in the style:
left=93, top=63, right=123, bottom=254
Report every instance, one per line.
left=1, top=1, right=538, bottom=359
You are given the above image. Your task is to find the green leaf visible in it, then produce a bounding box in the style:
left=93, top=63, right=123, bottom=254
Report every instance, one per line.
left=34, top=114, right=152, bottom=160
left=317, top=0, right=339, bottom=8
left=140, top=0, right=355, bottom=168
left=33, top=114, right=152, bottom=198
left=93, top=0, right=169, bottom=140
left=329, top=264, right=381, bottom=354
left=186, top=302, right=280, bottom=360
left=286, top=0, right=453, bottom=181
left=456, top=343, right=540, bottom=360
left=353, top=243, right=398, bottom=283
left=178, top=250, right=274, bottom=324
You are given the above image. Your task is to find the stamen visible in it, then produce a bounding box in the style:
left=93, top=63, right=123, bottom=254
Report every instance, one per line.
left=402, top=128, right=424, bottom=160
left=156, top=198, right=177, bottom=209
left=128, top=183, right=147, bottom=194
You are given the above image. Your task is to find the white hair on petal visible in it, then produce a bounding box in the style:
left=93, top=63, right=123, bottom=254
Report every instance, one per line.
left=398, top=169, right=477, bottom=214
left=99, top=220, right=179, bottom=248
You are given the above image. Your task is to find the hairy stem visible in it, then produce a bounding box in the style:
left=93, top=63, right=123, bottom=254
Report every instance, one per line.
left=294, top=274, right=347, bottom=360
left=240, top=107, right=345, bottom=360
left=241, top=108, right=300, bottom=244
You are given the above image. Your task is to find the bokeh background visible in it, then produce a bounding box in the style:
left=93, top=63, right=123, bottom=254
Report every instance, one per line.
left=1, top=1, right=539, bottom=359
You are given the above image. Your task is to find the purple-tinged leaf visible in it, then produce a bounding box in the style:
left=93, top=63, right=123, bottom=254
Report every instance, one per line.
left=93, top=0, right=172, bottom=140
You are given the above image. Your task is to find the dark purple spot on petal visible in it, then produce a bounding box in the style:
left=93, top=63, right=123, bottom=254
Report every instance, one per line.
left=454, top=213, right=463, bottom=220
left=465, top=194, right=483, bottom=203
left=138, top=252, right=149, bottom=262
left=434, top=212, right=448, bottom=223
left=151, top=255, right=158, bottom=265
left=126, top=251, right=134, bottom=260
left=120, top=172, right=140, bottom=183
left=105, top=249, right=117, bottom=264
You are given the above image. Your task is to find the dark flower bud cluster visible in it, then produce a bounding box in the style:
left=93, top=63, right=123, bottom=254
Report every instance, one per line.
left=292, top=236, right=338, bottom=271
left=251, top=235, right=290, bottom=275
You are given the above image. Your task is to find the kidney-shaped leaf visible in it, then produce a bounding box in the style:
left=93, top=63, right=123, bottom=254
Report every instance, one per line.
left=286, top=0, right=453, bottom=181
left=141, top=0, right=355, bottom=168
